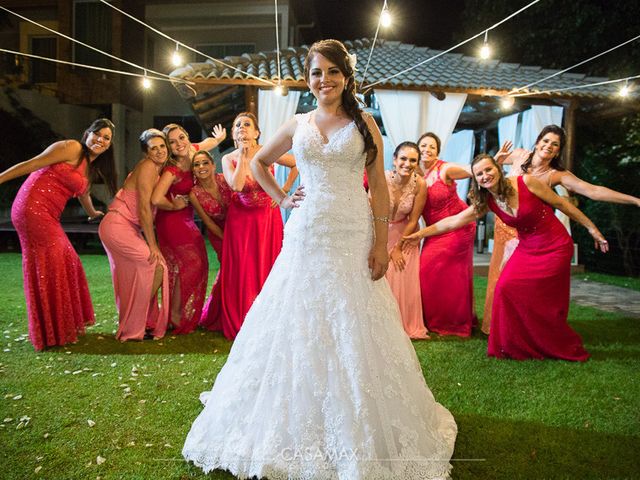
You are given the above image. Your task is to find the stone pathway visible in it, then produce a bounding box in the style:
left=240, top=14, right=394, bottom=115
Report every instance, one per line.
left=571, top=278, right=640, bottom=318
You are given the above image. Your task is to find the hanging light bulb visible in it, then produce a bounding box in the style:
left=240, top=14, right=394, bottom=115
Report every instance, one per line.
left=500, top=96, right=514, bottom=109
left=479, top=31, right=491, bottom=60
left=172, top=43, right=183, bottom=67
left=619, top=80, right=630, bottom=97
left=380, top=3, right=392, bottom=28
left=274, top=81, right=289, bottom=96
left=142, top=70, right=151, bottom=89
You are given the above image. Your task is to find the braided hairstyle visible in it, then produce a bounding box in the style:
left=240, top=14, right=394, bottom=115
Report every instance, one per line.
left=304, top=39, right=378, bottom=166
left=468, top=153, right=515, bottom=214
left=521, top=124, right=567, bottom=174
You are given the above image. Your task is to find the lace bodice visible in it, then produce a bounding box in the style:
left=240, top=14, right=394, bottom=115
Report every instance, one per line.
left=385, top=171, right=417, bottom=222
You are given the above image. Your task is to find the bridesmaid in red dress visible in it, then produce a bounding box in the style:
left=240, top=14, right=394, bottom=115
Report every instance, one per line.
left=220, top=112, right=296, bottom=339
left=189, top=150, right=232, bottom=330
left=418, top=132, right=476, bottom=337
left=0, top=118, right=117, bottom=350
left=405, top=154, right=609, bottom=361
left=152, top=123, right=226, bottom=334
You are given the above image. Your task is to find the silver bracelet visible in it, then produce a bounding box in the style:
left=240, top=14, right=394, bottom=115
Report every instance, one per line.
left=373, top=215, right=389, bottom=223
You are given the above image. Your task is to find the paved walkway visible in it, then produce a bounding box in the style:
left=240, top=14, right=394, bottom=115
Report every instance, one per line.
left=570, top=278, right=640, bottom=318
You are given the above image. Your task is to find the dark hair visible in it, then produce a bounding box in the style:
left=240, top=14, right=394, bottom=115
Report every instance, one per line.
left=162, top=123, right=190, bottom=165
left=80, top=118, right=117, bottom=196
left=393, top=141, right=420, bottom=159
left=468, top=153, right=515, bottom=214
left=232, top=112, right=261, bottom=143
left=521, top=124, right=566, bottom=174
left=304, top=39, right=377, bottom=166
left=417, top=132, right=441, bottom=155
left=139, top=128, right=166, bottom=153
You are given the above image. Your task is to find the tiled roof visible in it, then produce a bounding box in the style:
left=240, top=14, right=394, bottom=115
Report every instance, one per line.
left=170, top=38, right=617, bottom=99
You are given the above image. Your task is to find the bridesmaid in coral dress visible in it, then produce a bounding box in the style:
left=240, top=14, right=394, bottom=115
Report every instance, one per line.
left=405, top=154, right=609, bottom=361
left=0, top=118, right=117, bottom=350
left=151, top=124, right=225, bottom=334
left=219, top=112, right=296, bottom=339
left=418, top=132, right=476, bottom=337
left=482, top=126, right=640, bottom=334
left=99, top=129, right=172, bottom=341
left=189, top=150, right=232, bottom=330
left=383, top=141, right=428, bottom=339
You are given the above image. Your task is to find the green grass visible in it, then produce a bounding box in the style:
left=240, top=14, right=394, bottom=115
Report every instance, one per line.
left=573, top=271, right=640, bottom=292
left=0, top=252, right=638, bottom=479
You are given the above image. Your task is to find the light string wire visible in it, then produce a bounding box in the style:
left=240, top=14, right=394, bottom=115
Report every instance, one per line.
left=362, top=0, right=541, bottom=91
left=510, top=33, right=640, bottom=93
left=99, top=0, right=277, bottom=87
left=274, top=0, right=282, bottom=85
left=359, top=0, right=388, bottom=90
left=0, top=47, right=181, bottom=84
left=510, top=73, right=640, bottom=97
left=0, top=5, right=189, bottom=84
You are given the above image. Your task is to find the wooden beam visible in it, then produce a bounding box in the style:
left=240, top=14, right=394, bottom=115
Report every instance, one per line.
left=245, top=85, right=258, bottom=117
left=563, top=100, right=579, bottom=173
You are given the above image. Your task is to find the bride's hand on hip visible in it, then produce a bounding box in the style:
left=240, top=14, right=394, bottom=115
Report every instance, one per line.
left=279, top=185, right=305, bottom=209
left=368, top=244, right=389, bottom=281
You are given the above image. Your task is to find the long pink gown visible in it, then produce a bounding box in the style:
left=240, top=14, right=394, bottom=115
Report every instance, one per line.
left=99, top=188, right=169, bottom=341
left=155, top=165, right=208, bottom=334
left=11, top=161, right=94, bottom=351
left=191, top=174, right=231, bottom=331
left=219, top=164, right=283, bottom=339
left=488, top=176, right=589, bottom=361
left=384, top=171, right=428, bottom=339
left=420, top=160, right=476, bottom=336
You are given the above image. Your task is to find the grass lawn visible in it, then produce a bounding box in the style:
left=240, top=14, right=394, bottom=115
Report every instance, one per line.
left=0, top=251, right=639, bottom=479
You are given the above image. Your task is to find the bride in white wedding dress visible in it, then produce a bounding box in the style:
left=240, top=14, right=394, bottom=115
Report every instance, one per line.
left=182, top=39, right=457, bottom=479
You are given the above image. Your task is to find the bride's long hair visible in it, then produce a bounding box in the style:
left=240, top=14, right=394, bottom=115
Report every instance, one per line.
left=304, top=39, right=377, bottom=166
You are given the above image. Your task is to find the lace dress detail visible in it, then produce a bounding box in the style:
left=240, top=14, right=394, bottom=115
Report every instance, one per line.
left=182, top=112, right=457, bottom=479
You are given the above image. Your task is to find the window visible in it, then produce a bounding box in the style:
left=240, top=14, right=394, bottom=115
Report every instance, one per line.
left=29, top=37, right=57, bottom=83
left=73, top=0, right=112, bottom=68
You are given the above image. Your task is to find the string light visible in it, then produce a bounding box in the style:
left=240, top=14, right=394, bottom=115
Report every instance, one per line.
left=172, top=43, right=182, bottom=67
left=142, top=70, right=151, bottom=89
left=619, top=80, right=630, bottom=97
left=500, top=96, right=515, bottom=109
left=380, top=3, right=392, bottom=28
left=479, top=31, right=491, bottom=60
left=274, top=82, right=289, bottom=96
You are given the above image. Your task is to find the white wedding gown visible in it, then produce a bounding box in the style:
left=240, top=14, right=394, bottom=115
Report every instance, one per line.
left=183, top=112, right=457, bottom=479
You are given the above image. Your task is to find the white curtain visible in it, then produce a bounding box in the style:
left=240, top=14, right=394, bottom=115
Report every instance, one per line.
left=498, top=112, right=520, bottom=148
left=520, top=106, right=564, bottom=150
left=441, top=129, right=475, bottom=200
left=258, top=88, right=301, bottom=221
left=375, top=90, right=467, bottom=170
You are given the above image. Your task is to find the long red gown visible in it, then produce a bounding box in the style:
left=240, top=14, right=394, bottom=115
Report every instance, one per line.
left=191, top=174, right=231, bottom=331
left=219, top=165, right=283, bottom=339
left=488, top=176, right=589, bottom=361
left=155, top=165, right=208, bottom=334
left=420, top=160, right=476, bottom=336
left=11, top=161, right=95, bottom=350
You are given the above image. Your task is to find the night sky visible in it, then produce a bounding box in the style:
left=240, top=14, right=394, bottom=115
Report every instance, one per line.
left=311, top=0, right=467, bottom=50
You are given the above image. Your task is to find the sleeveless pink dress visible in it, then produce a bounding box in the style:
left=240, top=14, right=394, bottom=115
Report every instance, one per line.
left=11, top=161, right=94, bottom=350
left=99, top=188, right=169, bottom=341
left=488, top=176, right=589, bottom=361
left=155, top=165, right=208, bottom=334
left=384, top=171, right=428, bottom=339
left=219, top=163, right=283, bottom=339
left=420, top=160, right=476, bottom=336
left=191, top=174, right=231, bottom=331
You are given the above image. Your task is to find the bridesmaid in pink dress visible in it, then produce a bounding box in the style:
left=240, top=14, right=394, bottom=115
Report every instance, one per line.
left=189, top=150, right=232, bottom=330
left=383, top=141, right=428, bottom=339
left=99, top=129, right=173, bottom=341
left=405, top=154, right=609, bottom=361
left=0, top=118, right=117, bottom=350
left=151, top=124, right=225, bottom=334
left=418, top=132, right=476, bottom=337
left=220, top=112, right=296, bottom=339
